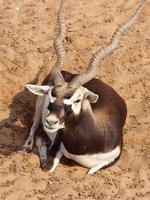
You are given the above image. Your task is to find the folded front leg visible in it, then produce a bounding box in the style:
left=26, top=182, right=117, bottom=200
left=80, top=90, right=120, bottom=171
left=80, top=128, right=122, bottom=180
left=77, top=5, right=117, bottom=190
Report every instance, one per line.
left=22, top=96, right=44, bottom=152
left=35, top=136, right=50, bottom=171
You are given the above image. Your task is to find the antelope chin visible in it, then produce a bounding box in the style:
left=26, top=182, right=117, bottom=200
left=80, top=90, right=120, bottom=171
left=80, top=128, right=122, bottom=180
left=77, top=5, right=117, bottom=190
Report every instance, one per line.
left=44, top=122, right=65, bottom=133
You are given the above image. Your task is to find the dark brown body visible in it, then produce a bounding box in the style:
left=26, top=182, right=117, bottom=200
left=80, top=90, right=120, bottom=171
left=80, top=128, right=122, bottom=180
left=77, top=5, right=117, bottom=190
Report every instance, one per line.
left=43, top=71, right=127, bottom=156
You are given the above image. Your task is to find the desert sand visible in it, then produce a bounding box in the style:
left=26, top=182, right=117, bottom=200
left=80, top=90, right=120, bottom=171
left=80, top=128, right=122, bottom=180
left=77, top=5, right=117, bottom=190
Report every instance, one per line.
left=0, top=0, right=150, bottom=199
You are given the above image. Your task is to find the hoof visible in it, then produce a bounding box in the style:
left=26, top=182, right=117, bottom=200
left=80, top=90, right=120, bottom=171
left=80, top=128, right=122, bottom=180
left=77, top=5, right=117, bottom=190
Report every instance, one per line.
left=41, top=159, right=50, bottom=171
left=22, top=136, right=34, bottom=153
left=21, top=146, right=32, bottom=153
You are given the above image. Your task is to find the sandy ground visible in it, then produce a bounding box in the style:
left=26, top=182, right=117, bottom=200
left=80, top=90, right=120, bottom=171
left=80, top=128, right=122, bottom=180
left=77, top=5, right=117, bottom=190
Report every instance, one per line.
left=0, top=0, right=150, bottom=199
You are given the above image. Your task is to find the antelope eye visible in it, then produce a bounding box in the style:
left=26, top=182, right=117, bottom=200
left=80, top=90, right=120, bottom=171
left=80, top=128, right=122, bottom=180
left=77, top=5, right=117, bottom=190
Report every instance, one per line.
left=74, top=99, right=81, bottom=104
left=51, top=89, right=56, bottom=97
left=47, top=102, right=53, bottom=110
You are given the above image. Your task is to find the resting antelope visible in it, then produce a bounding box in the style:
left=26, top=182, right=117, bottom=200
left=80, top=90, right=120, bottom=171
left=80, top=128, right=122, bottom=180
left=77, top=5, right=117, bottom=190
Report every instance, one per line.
left=23, top=0, right=147, bottom=174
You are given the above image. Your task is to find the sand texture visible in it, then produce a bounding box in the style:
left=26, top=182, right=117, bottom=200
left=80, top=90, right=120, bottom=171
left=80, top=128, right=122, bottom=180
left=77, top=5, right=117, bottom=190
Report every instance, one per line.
left=0, top=0, right=150, bottom=199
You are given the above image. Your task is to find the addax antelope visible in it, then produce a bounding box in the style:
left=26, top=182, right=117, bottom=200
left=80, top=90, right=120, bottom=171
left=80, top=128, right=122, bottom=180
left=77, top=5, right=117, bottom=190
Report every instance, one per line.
left=23, top=0, right=147, bottom=174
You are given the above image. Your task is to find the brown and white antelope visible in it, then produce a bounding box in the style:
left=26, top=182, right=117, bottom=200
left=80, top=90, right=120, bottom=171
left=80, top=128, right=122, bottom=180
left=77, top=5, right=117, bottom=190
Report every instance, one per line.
left=23, top=0, right=147, bottom=174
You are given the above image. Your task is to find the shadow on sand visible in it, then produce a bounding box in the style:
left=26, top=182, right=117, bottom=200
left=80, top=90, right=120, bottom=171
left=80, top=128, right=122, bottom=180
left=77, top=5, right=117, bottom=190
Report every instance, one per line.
left=0, top=72, right=78, bottom=169
left=0, top=73, right=40, bottom=156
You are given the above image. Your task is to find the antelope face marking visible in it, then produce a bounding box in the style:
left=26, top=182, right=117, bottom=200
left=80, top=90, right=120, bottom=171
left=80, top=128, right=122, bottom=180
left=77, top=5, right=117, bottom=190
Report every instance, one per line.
left=26, top=84, right=99, bottom=132
left=45, top=87, right=85, bottom=131
left=63, top=87, right=87, bottom=115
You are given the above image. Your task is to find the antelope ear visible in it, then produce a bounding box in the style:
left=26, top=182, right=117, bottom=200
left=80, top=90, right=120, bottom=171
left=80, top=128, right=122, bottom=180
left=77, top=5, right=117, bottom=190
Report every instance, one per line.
left=25, top=84, right=51, bottom=96
left=84, top=90, right=99, bottom=103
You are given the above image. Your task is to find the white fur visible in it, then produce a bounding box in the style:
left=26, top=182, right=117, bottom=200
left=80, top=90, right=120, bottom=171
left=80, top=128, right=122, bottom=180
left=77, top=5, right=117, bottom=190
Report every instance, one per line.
left=63, top=87, right=84, bottom=115
left=49, top=151, right=63, bottom=172
left=48, top=86, right=56, bottom=103
left=25, top=84, right=50, bottom=96
left=60, top=143, right=120, bottom=173
left=63, top=86, right=98, bottom=115
left=49, top=144, right=120, bottom=174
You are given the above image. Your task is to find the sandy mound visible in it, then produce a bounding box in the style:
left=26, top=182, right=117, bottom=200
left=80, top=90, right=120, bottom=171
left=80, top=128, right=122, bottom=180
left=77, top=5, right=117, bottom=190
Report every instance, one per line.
left=0, top=0, right=149, bottom=199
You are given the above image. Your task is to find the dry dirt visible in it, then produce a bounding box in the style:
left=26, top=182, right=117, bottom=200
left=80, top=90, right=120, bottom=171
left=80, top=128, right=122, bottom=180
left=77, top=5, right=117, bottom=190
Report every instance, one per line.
left=0, top=0, right=150, bottom=200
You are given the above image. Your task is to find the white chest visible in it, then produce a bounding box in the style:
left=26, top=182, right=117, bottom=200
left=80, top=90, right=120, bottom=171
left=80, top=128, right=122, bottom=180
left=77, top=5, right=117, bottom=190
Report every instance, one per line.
left=45, top=130, right=58, bottom=142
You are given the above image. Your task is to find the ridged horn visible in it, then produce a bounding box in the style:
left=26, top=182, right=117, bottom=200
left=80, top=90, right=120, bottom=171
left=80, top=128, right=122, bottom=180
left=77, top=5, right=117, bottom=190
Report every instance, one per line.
left=69, top=0, right=147, bottom=88
left=51, top=0, right=66, bottom=86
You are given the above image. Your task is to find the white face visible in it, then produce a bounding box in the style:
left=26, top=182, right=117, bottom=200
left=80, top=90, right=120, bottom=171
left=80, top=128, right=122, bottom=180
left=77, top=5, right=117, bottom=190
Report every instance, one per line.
left=26, top=84, right=99, bottom=132
left=44, top=113, right=65, bottom=133
left=48, top=86, right=56, bottom=103
left=63, top=87, right=85, bottom=115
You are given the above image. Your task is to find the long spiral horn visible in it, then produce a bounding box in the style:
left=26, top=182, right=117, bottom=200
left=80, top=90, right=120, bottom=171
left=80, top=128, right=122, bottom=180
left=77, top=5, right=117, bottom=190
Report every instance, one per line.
left=69, top=0, right=148, bottom=89
left=51, top=0, right=66, bottom=86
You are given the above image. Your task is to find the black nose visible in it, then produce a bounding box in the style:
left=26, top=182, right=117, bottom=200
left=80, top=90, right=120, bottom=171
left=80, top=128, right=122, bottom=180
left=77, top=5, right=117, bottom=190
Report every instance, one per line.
left=46, top=119, right=59, bottom=126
